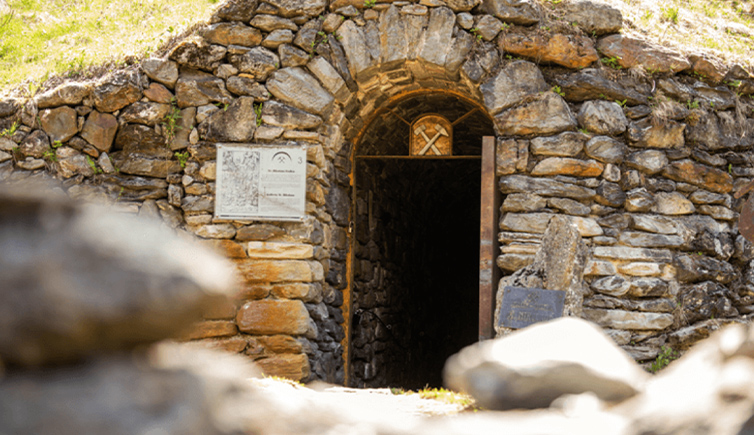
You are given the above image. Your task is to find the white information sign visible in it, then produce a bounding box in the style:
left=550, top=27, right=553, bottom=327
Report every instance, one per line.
left=215, top=144, right=307, bottom=221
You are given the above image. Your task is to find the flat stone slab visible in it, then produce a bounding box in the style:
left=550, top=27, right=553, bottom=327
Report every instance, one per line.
left=497, top=286, right=566, bottom=329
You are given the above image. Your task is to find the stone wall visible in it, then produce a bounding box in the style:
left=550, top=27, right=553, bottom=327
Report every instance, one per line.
left=351, top=159, right=413, bottom=387
left=2, top=0, right=754, bottom=382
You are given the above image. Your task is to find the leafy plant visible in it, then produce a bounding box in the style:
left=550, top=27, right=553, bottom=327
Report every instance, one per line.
left=616, top=99, right=627, bottom=107
left=0, top=121, right=19, bottom=138
left=726, top=79, right=742, bottom=88
left=552, top=85, right=565, bottom=97
left=85, top=155, right=102, bottom=174
left=254, top=103, right=263, bottom=126
left=42, top=140, right=63, bottom=162
left=729, top=163, right=733, bottom=174
left=578, top=128, right=590, bottom=135
left=687, top=99, right=700, bottom=109
left=661, top=6, right=680, bottom=24
left=500, top=22, right=509, bottom=31
left=469, top=27, right=483, bottom=41
left=162, top=98, right=182, bottom=144
left=174, top=150, right=189, bottom=168
left=600, top=56, right=622, bottom=69
left=648, top=346, right=679, bottom=373
left=363, top=0, right=376, bottom=8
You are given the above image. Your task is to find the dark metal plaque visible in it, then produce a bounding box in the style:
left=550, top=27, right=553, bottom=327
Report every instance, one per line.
left=497, top=286, right=566, bottom=329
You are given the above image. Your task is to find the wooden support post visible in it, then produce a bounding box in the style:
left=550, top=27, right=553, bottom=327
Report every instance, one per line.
left=479, top=136, right=500, bottom=341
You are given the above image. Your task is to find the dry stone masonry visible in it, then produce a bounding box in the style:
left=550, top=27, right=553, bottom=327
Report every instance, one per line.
left=2, top=0, right=754, bottom=384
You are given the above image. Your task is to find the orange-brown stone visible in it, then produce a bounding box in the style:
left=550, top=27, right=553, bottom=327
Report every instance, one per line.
left=236, top=299, right=312, bottom=335
left=596, top=35, right=690, bottom=73
left=181, top=320, right=238, bottom=340
left=254, top=353, right=311, bottom=381
left=197, top=336, right=248, bottom=353
left=201, top=239, right=248, bottom=259
left=143, top=82, right=174, bottom=104
left=662, top=159, right=733, bottom=194
left=234, top=259, right=313, bottom=283
left=258, top=335, right=304, bottom=354
left=271, top=283, right=318, bottom=301
left=688, top=54, right=726, bottom=84
left=499, top=31, right=599, bottom=69
left=245, top=242, right=314, bottom=259
left=236, top=283, right=272, bottom=300
left=202, top=297, right=237, bottom=320
left=531, top=157, right=604, bottom=177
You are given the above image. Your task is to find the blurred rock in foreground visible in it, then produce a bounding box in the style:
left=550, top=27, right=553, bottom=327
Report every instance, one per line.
left=0, top=182, right=237, bottom=367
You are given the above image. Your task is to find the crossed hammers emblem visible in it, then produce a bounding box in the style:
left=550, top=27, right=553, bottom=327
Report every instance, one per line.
left=413, top=123, right=449, bottom=156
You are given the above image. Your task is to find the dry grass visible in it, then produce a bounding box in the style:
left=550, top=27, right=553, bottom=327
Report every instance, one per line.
left=0, top=0, right=219, bottom=97
left=545, top=0, right=754, bottom=69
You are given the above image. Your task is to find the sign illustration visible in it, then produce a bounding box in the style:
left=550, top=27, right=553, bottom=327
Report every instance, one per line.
left=215, top=144, right=307, bottom=220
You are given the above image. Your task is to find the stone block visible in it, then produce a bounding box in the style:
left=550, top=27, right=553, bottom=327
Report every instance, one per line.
left=267, top=67, right=334, bottom=116
left=618, top=262, right=663, bottom=277
left=662, top=159, right=733, bottom=194
left=496, top=138, right=528, bottom=176
left=499, top=174, right=596, bottom=200
left=200, top=239, right=248, bottom=259
left=499, top=31, right=598, bottom=69
left=201, top=22, right=263, bottom=47
left=254, top=353, right=311, bottom=381
left=35, top=83, right=91, bottom=108
left=234, top=259, right=315, bottom=283
left=495, top=92, right=577, bottom=136
left=39, top=106, right=78, bottom=143
left=258, top=335, right=304, bottom=354
left=585, top=136, right=626, bottom=164
left=531, top=157, right=604, bottom=177
left=481, top=60, right=548, bottom=115
left=482, top=0, right=540, bottom=25
left=651, top=192, right=695, bottom=215
left=500, top=212, right=553, bottom=233
left=582, top=308, right=674, bottom=330
left=562, top=1, right=623, bottom=35
left=246, top=242, right=314, bottom=259
left=596, top=34, right=690, bottom=73
left=496, top=253, right=535, bottom=272
left=628, top=278, right=670, bottom=298
left=181, top=320, right=238, bottom=340
left=197, top=335, right=248, bottom=353
left=584, top=259, right=617, bottom=276
left=627, top=118, right=685, bottom=149
left=271, top=283, right=320, bottom=302
left=502, top=193, right=546, bottom=212
left=618, top=231, right=684, bottom=248
left=530, top=131, right=587, bottom=157
left=593, top=246, right=673, bottom=262
left=236, top=299, right=313, bottom=335
left=418, top=6, right=455, bottom=67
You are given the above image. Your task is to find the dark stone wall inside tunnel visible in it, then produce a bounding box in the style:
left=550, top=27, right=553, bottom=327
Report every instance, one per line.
left=349, top=93, right=494, bottom=389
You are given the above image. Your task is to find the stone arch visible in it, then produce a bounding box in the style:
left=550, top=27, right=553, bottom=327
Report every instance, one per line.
left=1, top=0, right=753, bottom=389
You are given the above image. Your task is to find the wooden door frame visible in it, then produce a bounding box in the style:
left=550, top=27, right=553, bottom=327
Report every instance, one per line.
left=479, top=136, right=500, bottom=341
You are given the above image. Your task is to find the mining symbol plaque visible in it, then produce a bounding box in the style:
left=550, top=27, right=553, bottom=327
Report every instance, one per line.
left=215, top=144, right=306, bottom=221
left=497, top=286, right=566, bottom=329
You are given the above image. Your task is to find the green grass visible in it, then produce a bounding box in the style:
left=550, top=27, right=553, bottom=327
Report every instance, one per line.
left=0, top=0, right=219, bottom=96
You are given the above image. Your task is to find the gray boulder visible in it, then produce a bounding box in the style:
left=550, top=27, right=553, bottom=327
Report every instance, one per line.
left=0, top=184, right=237, bottom=366
left=444, top=317, right=649, bottom=410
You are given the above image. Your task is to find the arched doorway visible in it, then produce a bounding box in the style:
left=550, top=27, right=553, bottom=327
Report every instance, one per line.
left=347, top=91, right=495, bottom=388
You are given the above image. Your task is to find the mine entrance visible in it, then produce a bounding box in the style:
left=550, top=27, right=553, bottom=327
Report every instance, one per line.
left=348, top=92, right=495, bottom=389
